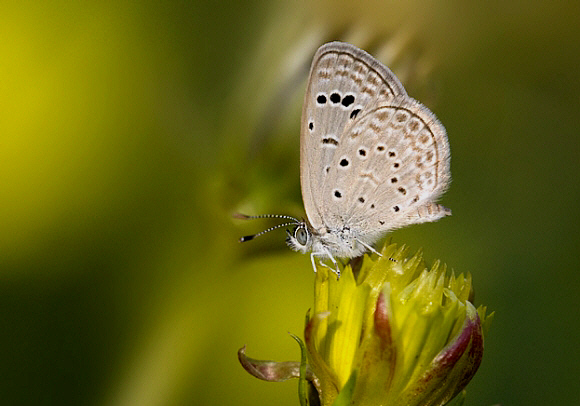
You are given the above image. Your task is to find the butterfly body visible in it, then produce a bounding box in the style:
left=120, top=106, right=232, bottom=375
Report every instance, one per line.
left=287, top=221, right=368, bottom=256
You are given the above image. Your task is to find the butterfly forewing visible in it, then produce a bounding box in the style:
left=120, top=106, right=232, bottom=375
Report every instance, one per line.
left=300, top=42, right=408, bottom=230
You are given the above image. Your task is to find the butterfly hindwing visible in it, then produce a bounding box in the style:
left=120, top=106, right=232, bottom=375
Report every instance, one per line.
left=322, top=96, right=451, bottom=241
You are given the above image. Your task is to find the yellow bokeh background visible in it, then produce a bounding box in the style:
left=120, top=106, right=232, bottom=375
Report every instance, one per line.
left=1, top=1, right=578, bottom=405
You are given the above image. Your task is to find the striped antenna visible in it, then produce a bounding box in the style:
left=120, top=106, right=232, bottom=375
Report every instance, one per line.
left=233, top=213, right=302, bottom=242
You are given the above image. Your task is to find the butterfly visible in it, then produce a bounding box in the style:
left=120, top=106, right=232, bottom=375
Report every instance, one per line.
left=237, top=42, right=451, bottom=276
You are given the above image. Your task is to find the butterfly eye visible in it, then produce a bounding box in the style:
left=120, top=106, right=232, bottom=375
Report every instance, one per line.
left=294, top=227, right=309, bottom=246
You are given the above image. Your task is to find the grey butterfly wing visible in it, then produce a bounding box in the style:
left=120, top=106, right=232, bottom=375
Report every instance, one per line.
left=323, top=95, right=451, bottom=242
left=300, top=42, right=408, bottom=231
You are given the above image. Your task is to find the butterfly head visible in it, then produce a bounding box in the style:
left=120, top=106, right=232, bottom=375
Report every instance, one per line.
left=285, top=223, right=313, bottom=254
left=235, top=213, right=315, bottom=252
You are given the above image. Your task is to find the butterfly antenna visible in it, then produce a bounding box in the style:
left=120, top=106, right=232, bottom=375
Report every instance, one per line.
left=233, top=213, right=301, bottom=243
left=233, top=213, right=300, bottom=222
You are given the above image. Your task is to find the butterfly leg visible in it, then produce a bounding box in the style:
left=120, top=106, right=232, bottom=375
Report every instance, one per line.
left=328, top=253, right=341, bottom=277
left=356, top=238, right=383, bottom=257
left=320, top=252, right=341, bottom=277
left=310, top=252, right=319, bottom=273
left=311, top=251, right=341, bottom=277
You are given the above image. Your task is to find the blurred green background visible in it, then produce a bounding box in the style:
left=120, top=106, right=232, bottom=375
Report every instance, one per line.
left=1, top=1, right=578, bottom=405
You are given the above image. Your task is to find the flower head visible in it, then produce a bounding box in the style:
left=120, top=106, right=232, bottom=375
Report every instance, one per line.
left=239, top=242, right=493, bottom=406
